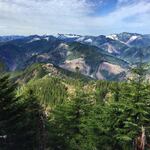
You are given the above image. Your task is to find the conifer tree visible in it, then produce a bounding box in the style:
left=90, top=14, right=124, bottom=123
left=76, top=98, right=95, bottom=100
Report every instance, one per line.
left=105, top=61, right=150, bottom=149
left=95, top=80, right=110, bottom=103
left=0, top=75, right=47, bottom=150
left=48, top=92, right=96, bottom=150
left=22, top=90, right=47, bottom=150
left=0, top=75, right=26, bottom=149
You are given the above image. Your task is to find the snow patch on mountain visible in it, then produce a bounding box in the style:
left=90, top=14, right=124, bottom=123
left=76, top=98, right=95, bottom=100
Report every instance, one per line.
left=58, top=43, right=69, bottom=51
left=84, top=38, right=93, bottom=43
left=76, top=37, right=85, bottom=42
left=28, top=37, right=40, bottom=43
left=57, top=34, right=81, bottom=39
left=126, top=35, right=142, bottom=44
left=44, top=37, right=49, bottom=41
left=106, top=34, right=118, bottom=40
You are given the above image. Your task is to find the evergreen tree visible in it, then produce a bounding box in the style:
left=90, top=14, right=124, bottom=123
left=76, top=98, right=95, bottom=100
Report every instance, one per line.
left=0, top=60, right=6, bottom=74
left=104, top=62, right=150, bottom=149
left=22, top=90, right=47, bottom=150
left=0, top=75, right=46, bottom=150
left=48, top=92, right=96, bottom=150
left=111, top=81, right=121, bottom=102
left=0, top=75, right=26, bottom=149
left=25, top=77, right=67, bottom=106
left=95, top=80, right=110, bottom=103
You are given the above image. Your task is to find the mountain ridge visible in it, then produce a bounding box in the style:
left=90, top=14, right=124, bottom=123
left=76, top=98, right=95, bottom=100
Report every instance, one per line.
left=0, top=32, right=149, bottom=80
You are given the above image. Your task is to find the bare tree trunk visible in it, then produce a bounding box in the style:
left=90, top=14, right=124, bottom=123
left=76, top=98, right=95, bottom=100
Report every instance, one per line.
left=38, top=111, right=46, bottom=150
left=135, top=126, right=146, bottom=150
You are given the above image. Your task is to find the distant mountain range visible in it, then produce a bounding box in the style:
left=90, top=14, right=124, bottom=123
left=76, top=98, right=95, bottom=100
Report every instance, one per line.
left=0, top=32, right=150, bottom=80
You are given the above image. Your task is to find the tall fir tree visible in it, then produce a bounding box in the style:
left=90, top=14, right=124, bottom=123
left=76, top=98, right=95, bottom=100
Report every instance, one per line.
left=48, top=92, right=96, bottom=150
left=104, top=61, right=150, bottom=149
left=0, top=75, right=26, bottom=149
left=22, top=90, right=47, bottom=150
left=0, top=75, right=46, bottom=150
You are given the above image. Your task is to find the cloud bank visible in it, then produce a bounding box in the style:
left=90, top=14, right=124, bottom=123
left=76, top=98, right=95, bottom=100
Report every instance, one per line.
left=0, top=0, right=150, bottom=35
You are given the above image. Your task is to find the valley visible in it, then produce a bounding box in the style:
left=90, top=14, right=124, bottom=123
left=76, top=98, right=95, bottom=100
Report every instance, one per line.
left=1, top=32, right=150, bottom=81
left=1, top=32, right=150, bottom=150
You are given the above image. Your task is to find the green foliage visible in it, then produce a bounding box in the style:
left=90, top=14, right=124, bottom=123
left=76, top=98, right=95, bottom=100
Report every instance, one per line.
left=21, top=90, right=47, bottom=150
left=95, top=80, right=111, bottom=103
left=48, top=93, right=96, bottom=150
left=68, top=42, right=127, bottom=68
left=19, top=77, right=68, bottom=106
left=0, top=75, right=24, bottom=149
left=0, top=75, right=46, bottom=150
left=1, top=60, right=150, bottom=149
left=102, top=63, right=150, bottom=149
left=10, top=62, right=92, bottom=85
left=0, top=59, right=7, bottom=74
left=12, top=63, right=47, bottom=82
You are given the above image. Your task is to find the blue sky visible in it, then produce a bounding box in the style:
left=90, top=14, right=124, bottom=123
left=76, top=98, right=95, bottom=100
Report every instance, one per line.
left=0, top=0, right=150, bottom=35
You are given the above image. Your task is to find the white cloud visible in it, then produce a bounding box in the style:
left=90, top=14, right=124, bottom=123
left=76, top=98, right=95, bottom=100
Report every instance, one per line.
left=0, top=0, right=92, bottom=35
left=0, top=0, right=150, bottom=35
left=88, top=0, right=150, bottom=35
left=117, top=0, right=135, bottom=5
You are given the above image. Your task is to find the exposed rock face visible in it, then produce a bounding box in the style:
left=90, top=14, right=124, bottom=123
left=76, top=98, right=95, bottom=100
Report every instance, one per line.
left=60, top=58, right=91, bottom=76
left=100, top=62, right=125, bottom=75
left=96, top=62, right=126, bottom=80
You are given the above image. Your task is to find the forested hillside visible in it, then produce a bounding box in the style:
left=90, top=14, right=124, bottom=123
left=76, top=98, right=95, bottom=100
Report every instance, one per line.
left=1, top=33, right=150, bottom=81
left=0, top=60, right=150, bottom=150
left=1, top=0, right=150, bottom=149
left=0, top=32, right=150, bottom=150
